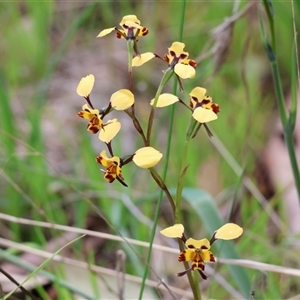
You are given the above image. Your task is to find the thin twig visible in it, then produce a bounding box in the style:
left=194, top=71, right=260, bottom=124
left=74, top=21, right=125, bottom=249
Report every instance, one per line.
left=0, top=267, right=41, bottom=300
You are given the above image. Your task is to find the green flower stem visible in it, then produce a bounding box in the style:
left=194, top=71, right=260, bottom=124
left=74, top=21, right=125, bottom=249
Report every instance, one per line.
left=262, top=0, right=276, bottom=52
left=146, top=68, right=174, bottom=145
left=262, top=0, right=300, bottom=202
left=138, top=167, right=174, bottom=300
left=284, top=128, right=300, bottom=200
left=125, top=40, right=148, bottom=144
left=193, top=270, right=202, bottom=300
left=175, top=118, right=197, bottom=223
left=127, top=40, right=134, bottom=93
left=175, top=118, right=201, bottom=300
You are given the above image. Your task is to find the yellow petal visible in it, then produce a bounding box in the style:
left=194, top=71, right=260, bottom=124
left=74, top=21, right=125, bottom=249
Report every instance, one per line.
left=132, top=52, right=155, bottom=67
left=110, top=89, right=134, bottom=110
left=201, top=250, right=214, bottom=262
left=192, top=107, right=218, bottom=123
left=189, top=87, right=207, bottom=100
left=174, top=64, right=196, bottom=79
left=181, top=248, right=195, bottom=262
left=121, top=20, right=142, bottom=29
left=81, top=104, right=100, bottom=116
left=160, top=224, right=184, bottom=238
left=120, top=15, right=141, bottom=27
left=169, top=42, right=187, bottom=58
left=215, top=223, right=243, bottom=240
left=150, top=93, right=179, bottom=107
left=132, top=146, right=163, bottom=168
left=97, top=27, right=115, bottom=37
left=99, top=119, right=121, bottom=143
left=185, top=238, right=211, bottom=250
left=97, top=150, right=110, bottom=167
left=77, top=74, right=95, bottom=97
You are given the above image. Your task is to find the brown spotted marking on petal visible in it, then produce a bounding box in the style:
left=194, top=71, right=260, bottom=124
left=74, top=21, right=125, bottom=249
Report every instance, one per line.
left=211, top=103, right=220, bottom=114
left=104, top=171, right=116, bottom=183
left=200, top=98, right=211, bottom=106
left=179, top=53, right=188, bottom=60
left=163, top=54, right=170, bottom=64
left=87, top=116, right=102, bottom=134
left=77, top=111, right=85, bottom=118
left=169, top=50, right=176, bottom=57
left=192, top=261, right=205, bottom=271
left=178, top=251, right=187, bottom=262
left=210, top=253, right=216, bottom=262
left=190, top=96, right=198, bottom=109
left=140, top=27, right=148, bottom=36
left=103, top=161, right=120, bottom=183
left=188, top=60, right=197, bottom=69
left=115, top=29, right=126, bottom=39
left=95, top=156, right=103, bottom=164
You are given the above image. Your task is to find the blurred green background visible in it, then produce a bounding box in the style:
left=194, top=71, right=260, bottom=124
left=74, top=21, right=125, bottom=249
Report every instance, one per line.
left=1, top=1, right=300, bottom=299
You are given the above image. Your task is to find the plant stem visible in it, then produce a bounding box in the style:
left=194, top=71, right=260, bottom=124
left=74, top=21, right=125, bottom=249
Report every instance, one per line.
left=146, top=69, right=174, bottom=144
left=262, top=0, right=300, bottom=202
left=150, top=168, right=175, bottom=214
left=125, top=110, right=147, bottom=145
left=138, top=171, right=169, bottom=300
left=175, top=118, right=197, bottom=222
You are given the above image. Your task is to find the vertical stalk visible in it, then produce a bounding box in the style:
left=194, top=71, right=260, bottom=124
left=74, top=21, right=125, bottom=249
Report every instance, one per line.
left=146, top=69, right=174, bottom=144
left=261, top=0, right=300, bottom=202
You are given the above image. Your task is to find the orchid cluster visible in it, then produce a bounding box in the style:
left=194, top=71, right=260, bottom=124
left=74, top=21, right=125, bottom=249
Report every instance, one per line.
left=76, top=75, right=162, bottom=186
left=76, top=15, right=220, bottom=187
left=76, top=14, right=243, bottom=289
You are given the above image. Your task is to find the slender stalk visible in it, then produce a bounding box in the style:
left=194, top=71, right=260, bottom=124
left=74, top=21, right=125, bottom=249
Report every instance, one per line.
left=125, top=40, right=148, bottom=144
left=261, top=0, right=300, bottom=202
left=193, top=271, right=202, bottom=300
left=127, top=40, right=134, bottom=93
left=149, top=168, right=175, bottom=213
left=138, top=176, right=166, bottom=300
left=175, top=118, right=197, bottom=222
left=125, top=110, right=147, bottom=145
left=262, top=0, right=276, bottom=52
left=146, top=69, right=174, bottom=144
left=175, top=138, right=190, bottom=223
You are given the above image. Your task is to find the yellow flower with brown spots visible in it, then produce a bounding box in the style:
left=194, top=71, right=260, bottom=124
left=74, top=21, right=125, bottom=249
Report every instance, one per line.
left=189, top=87, right=220, bottom=123
left=96, top=150, right=127, bottom=187
left=132, top=42, right=196, bottom=80
left=77, top=104, right=103, bottom=134
left=97, top=15, right=148, bottom=40
left=160, top=223, right=243, bottom=279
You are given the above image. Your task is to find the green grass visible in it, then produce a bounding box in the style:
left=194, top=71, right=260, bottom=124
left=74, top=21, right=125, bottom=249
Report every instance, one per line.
left=0, top=1, right=300, bottom=299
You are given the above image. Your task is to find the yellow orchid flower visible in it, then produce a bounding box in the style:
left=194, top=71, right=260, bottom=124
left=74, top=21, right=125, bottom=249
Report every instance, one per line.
left=77, top=104, right=103, bottom=134
left=132, top=42, right=196, bottom=81
left=160, top=223, right=243, bottom=279
left=189, top=87, right=220, bottom=123
left=97, top=15, right=148, bottom=40
left=164, top=42, right=197, bottom=79
left=95, top=150, right=127, bottom=187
